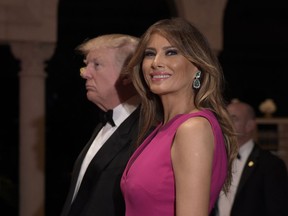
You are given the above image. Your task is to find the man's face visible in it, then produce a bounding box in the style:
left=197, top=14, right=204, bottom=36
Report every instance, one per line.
left=81, top=47, right=121, bottom=109
left=227, top=103, right=252, bottom=146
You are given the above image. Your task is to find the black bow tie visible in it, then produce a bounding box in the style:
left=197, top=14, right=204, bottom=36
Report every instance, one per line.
left=99, top=109, right=115, bottom=127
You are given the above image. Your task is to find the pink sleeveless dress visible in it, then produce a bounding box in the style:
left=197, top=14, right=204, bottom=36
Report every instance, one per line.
left=120, top=110, right=227, bottom=216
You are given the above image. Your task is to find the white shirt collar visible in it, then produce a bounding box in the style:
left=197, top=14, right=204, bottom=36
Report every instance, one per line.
left=112, top=95, right=140, bottom=127
left=238, top=139, right=254, bottom=162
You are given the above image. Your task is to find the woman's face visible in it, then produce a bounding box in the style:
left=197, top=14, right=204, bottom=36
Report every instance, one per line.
left=142, top=33, right=198, bottom=96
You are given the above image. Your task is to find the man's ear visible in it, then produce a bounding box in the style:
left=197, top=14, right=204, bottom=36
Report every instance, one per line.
left=246, top=119, right=256, bottom=132
left=122, top=75, right=132, bottom=85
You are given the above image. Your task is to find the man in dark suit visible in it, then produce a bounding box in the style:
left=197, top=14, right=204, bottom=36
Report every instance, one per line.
left=60, top=34, right=140, bottom=216
left=213, top=100, right=288, bottom=216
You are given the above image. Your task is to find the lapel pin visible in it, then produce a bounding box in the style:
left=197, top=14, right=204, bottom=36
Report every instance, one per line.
left=248, top=161, right=254, bottom=167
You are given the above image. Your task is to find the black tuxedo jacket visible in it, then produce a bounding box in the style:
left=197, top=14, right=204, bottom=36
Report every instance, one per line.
left=60, top=107, right=140, bottom=216
left=211, top=144, right=288, bottom=216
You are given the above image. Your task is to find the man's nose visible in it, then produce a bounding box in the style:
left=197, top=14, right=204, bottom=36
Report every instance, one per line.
left=80, top=67, right=87, bottom=78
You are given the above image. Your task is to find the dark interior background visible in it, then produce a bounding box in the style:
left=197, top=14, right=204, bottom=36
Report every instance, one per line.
left=0, top=0, right=287, bottom=215
left=220, top=0, right=288, bottom=116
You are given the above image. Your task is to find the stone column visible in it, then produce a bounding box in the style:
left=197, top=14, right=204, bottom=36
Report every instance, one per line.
left=11, top=42, right=54, bottom=216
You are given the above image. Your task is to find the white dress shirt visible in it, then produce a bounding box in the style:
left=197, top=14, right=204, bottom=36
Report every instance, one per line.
left=72, top=96, right=140, bottom=202
left=217, top=139, right=254, bottom=216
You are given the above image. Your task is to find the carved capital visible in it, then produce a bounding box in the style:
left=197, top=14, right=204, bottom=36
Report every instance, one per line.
left=11, top=41, right=55, bottom=77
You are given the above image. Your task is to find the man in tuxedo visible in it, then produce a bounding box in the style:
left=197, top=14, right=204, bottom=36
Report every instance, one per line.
left=213, top=100, right=288, bottom=216
left=60, top=34, right=140, bottom=216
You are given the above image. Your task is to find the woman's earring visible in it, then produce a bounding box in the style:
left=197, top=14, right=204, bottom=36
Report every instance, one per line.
left=193, top=70, right=201, bottom=89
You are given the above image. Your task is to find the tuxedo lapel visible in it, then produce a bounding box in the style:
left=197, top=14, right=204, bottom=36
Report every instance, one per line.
left=67, top=107, right=140, bottom=215
left=88, top=106, right=140, bottom=175
left=235, top=145, right=259, bottom=195
left=70, top=123, right=103, bottom=187
left=60, top=123, right=103, bottom=216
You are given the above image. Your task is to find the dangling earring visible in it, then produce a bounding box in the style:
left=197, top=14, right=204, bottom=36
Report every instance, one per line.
left=193, top=70, right=201, bottom=89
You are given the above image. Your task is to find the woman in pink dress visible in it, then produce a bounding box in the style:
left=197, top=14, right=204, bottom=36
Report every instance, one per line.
left=121, top=17, right=238, bottom=216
